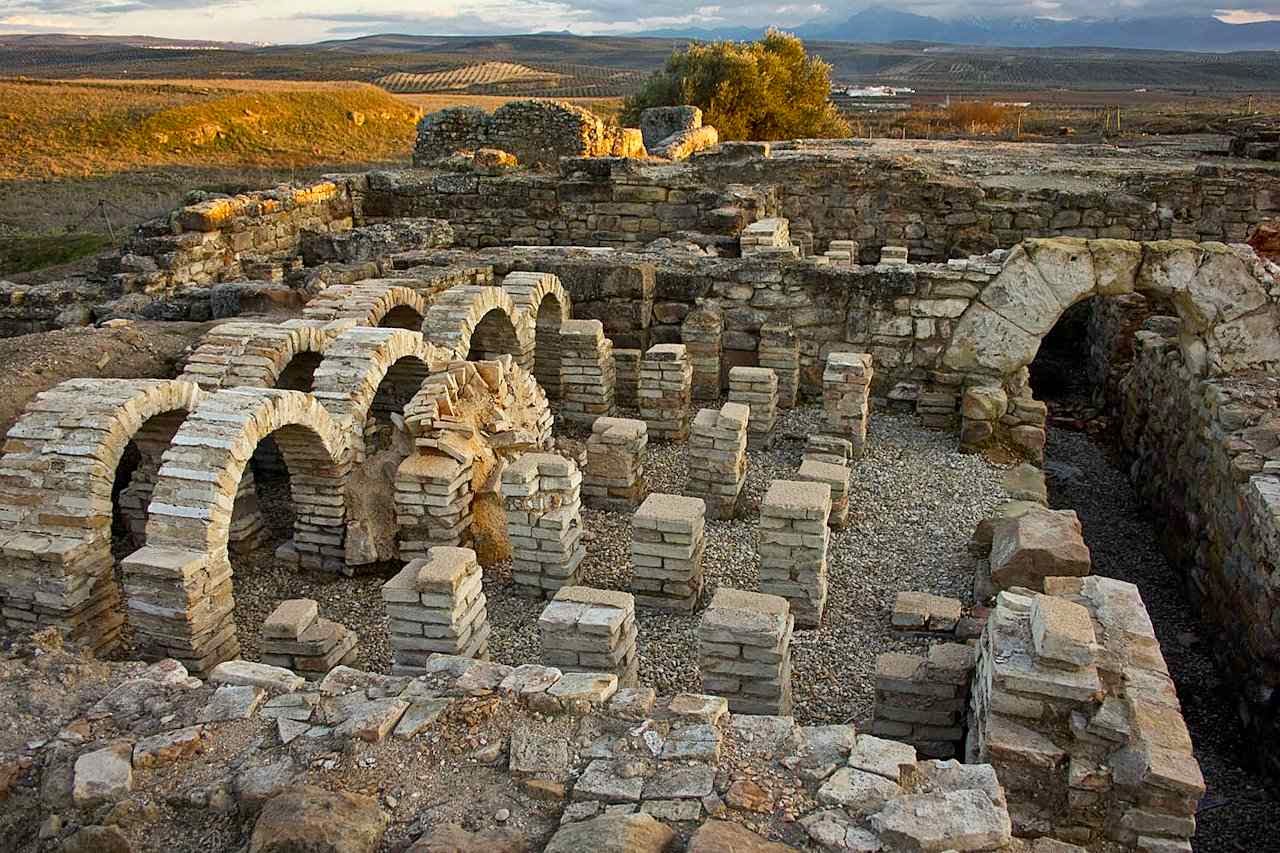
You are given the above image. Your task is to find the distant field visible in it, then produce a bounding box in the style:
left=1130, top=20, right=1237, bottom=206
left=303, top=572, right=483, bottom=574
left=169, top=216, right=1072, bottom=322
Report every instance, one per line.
left=0, top=78, right=419, bottom=181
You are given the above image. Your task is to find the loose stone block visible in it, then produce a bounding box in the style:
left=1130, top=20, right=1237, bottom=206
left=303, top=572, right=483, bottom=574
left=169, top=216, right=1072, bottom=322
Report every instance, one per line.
left=758, top=323, right=800, bottom=410
left=682, top=303, right=723, bottom=402
left=584, top=417, right=648, bottom=511
left=637, top=344, right=692, bottom=442
left=502, top=453, right=586, bottom=597
left=727, top=366, right=778, bottom=450
left=758, top=480, right=832, bottom=628
left=872, top=644, right=974, bottom=759
left=539, top=586, right=638, bottom=686
left=381, top=546, right=490, bottom=675
left=698, top=588, right=793, bottom=715
left=560, top=319, right=616, bottom=427
left=686, top=403, right=749, bottom=520
left=740, top=218, right=799, bottom=258
left=796, top=458, right=850, bottom=529
left=880, top=245, right=909, bottom=266
left=891, top=591, right=962, bottom=633
left=259, top=598, right=358, bottom=676
left=985, top=506, right=1092, bottom=595
left=631, top=493, right=706, bottom=612
left=803, top=435, right=854, bottom=467
left=823, top=353, right=874, bottom=458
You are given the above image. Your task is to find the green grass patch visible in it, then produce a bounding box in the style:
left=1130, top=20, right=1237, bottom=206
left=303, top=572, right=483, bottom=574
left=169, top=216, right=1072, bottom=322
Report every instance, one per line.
left=0, top=232, right=112, bottom=276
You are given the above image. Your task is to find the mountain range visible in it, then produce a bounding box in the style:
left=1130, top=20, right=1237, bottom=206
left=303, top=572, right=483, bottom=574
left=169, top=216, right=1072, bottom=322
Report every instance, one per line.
left=641, top=6, right=1280, bottom=51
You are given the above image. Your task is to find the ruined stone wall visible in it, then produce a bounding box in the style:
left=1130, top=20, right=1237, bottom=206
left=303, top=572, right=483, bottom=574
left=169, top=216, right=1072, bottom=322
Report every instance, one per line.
left=102, top=181, right=357, bottom=295
left=1119, top=322, right=1280, bottom=778
left=363, top=145, right=1280, bottom=259
left=413, top=100, right=641, bottom=169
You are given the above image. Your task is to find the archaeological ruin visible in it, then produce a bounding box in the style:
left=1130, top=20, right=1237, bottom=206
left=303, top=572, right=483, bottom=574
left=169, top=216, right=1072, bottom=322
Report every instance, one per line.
left=0, top=100, right=1278, bottom=852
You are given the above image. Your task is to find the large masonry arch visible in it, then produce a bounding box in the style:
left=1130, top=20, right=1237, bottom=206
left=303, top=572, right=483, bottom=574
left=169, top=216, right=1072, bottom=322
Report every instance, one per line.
left=0, top=378, right=203, bottom=656
left=120, top=388, right=350, bottom=674
left=302, top=280, right=431, bottom=330
left=502, top=271, right=571, bottom=400
left=423, top=284, right=533, bottom=368
left=311, top=326, right=446, bottom=461
left=180, top=319, right=352, bottom=392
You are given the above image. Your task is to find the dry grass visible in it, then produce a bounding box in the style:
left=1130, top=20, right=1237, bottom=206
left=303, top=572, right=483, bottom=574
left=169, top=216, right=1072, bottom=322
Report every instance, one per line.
left=0, top=78, right=421, bottom=181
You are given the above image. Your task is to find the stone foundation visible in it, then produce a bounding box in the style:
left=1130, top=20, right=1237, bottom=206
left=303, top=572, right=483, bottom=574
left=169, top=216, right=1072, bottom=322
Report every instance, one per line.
left=698, top=588, right=794, bottom=715
left=539, top=586, right=638, bottom=686
left=758, top=479, right=832, bottom=628
left=638, top=344, right=692, bottom=442
left=502, top=453, right=586, bottom=597
left=583, top=417, right=647, bottom=511
left=631, top=493, right=706, bottom=612
left=686, top=402, right=749, bottom=521
left=727, top=366, right=778, bottom=450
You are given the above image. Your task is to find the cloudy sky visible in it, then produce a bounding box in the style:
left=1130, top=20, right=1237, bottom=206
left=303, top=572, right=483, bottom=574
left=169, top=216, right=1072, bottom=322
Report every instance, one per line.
left=0, top=0, right=1276, bottom=43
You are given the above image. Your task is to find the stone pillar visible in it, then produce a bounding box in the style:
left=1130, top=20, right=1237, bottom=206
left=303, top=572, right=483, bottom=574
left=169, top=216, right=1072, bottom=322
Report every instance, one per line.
left=698, top=588, right=793, bottom=715
left=823, top=353, right=873, bottom=459
left=0, top=536, right=121, bottom=658
left=120, top=546, right=237, bottom=674
left=638, top=344, right=692, bottom=442
left=583, top=417, right=648, bottom=511
left=259, top=598, right=358, bottom=675
left=873, top=644, right=974, bottom=759
left=727, top=366, right=778, bottom=450
left=381, top=546, right=490, bottom=675
left=395, top=451, right=475, bottom=559
left=613, top=349, right=641, bottom=409
left=227, top=468, right=269, bottom=554
left=631, top=493, right=706, bottom=612
left=538, top=586, right=638, bottom=686
left=740, top=218, right=798, bottom=259
left=681, top=303, right=723, bottom=402
left=686, top=403, right=748, bottom=521
left=758, top=323, right=799, bottom=409
left=824, top=239, right=860, bottom=266
left=560, top=319, right=615, bottom=427
left=960, top=386, right=1009, bottom=453
left=797, top=458, right=850, bottom=528
left=501, top=453, right=586, bottom=597
left=758, top=480, right=832, bottom=628
left=880, top=245, right=909, bottom=266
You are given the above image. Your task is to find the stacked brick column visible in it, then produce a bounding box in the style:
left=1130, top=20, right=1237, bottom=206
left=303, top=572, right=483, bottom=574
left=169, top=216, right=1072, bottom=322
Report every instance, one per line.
left=583, top=417, right=648, bottom=511
left=758, top=480, right=832, bottom=628
left=758, top=322, right=800, bottom=409
left=381, top=546, right=490, bottom=674
left=631, top=493, right=706, bottom=612
left=727, top=366, right=778, bottom=450
left=259, top=598, right=358, bottom=675
left=613, top=349, right=641, bottom=408
left=686, top=403, right=749, bottom=520
left=501, top=453, right=586, bottom=597
left=698, top=588, right=793, bottom=715
left=823, top=353, right=874, bottom=459
left=395, top=450, right=475, bottom=558
left=638, top=344, right=692, bottom=442
left=804, top=434, right=853, bottom=467
left=560, top=319, right=615, bottom=426
left=873, top=645, right=975, bottom=759
left=681, top=303, right=723, bottom=402
left=538, top=586, right=638, bottom=686
left=796, top=459, right=851, bottom=528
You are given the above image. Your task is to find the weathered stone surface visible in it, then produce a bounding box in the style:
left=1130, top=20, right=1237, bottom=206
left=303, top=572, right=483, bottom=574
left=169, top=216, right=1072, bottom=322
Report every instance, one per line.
left=686, top=819, right=794, bottom=852
left=72, top=742, right=133, bottom=806
left=988, top=507, right=1091, bottom=592
left=249, top=785, right=387, bottom=853
left=543, top=812, right=675, bottom=853
left=871, top=789, right=1012, bottom=852
left=407, top=824, right=528, bottom=852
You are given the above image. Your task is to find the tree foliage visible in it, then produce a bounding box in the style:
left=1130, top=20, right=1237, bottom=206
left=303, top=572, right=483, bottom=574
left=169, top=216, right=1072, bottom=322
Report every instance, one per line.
left=622, top=29, right=850, bottom=141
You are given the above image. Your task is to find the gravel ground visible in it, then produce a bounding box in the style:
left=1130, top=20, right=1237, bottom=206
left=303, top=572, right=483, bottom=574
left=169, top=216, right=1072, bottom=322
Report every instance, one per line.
left=216, top=401, right=1005, bottom=727
left=1044, top=427, right=1278, bottom=853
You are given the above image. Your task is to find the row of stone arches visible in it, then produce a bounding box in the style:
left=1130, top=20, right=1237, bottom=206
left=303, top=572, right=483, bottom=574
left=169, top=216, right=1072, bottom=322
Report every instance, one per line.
left=0, top=270, right=574, bottom=674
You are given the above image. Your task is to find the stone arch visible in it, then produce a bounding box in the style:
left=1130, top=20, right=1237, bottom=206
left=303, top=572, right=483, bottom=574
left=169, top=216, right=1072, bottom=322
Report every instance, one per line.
left=942, top=238, right=1280, bottom=382
left=302, top=280, right=430, bottom=330
left=120, top=388, right=350, bottom=674
left=941, top=238, right=1279, bottom=461
left=180, top=319, right=351, bottom=391
left=0, top=378, right=202, bottom=655
left=503, top=271, right=572, bottom=400
left=423, top=284, right=533, bottom=368
left=311, top=326, right=447, bottom=461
